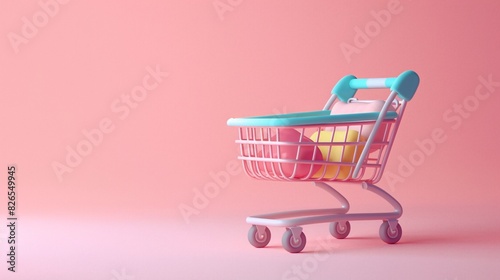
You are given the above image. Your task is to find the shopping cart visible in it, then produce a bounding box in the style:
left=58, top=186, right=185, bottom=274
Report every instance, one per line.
left=227, top=70, right=419, bottom=253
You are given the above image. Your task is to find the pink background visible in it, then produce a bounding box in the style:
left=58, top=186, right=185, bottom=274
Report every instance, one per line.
left=1, top=0, right=500, bottom=279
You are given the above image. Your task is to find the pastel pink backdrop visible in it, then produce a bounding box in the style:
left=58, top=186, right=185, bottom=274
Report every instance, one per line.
left=1, top=0, right=499, bottom=279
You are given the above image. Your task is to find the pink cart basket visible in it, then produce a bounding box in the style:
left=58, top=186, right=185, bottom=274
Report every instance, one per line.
left=227, top=70, right=419, bottom=253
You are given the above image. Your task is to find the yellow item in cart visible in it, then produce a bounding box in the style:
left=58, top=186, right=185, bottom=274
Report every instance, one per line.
left=310, top=130, right=366, bottom=180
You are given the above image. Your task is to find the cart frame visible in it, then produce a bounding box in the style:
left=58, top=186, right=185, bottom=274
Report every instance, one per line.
left=227, top=70, right=419, bottom=253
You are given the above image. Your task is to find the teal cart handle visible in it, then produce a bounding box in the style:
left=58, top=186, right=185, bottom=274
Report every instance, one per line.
left=332, top=70, right=420, bottom=102
left=349, top=77, right=396, bottom=89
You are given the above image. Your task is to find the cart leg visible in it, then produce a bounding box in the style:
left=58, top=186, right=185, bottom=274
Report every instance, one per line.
left=361, top=182, right=403, bottom=217
left=314, top=182, right=350, bottom=213
left=255, top=225, right=267, bottom=236
left=387, top=219, right=399, bottom=232
left=361, top=182, right=404, bottom=244
left=289, top=226, right=303, bottom=240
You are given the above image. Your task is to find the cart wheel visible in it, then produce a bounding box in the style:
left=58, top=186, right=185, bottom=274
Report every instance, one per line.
left=379, top=221, right=402, bottom=244
left=248, top=225, right=271, bottom=248
left=329, top=221, right=351, bottom=239
left=282, top=229, right=306, bottom=253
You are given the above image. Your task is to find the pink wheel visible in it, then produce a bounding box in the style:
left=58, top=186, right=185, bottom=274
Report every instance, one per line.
left=379, top=221, right=402, bottom=244
left=282, top=229, right=306, bottom=253
left=329, top=221, right=351, bottom=239
left=248, top=225, right=271, bottom=248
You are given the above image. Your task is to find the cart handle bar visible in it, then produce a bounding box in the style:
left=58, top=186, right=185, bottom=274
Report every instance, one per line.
left=332, top=70, right=419, bottom=103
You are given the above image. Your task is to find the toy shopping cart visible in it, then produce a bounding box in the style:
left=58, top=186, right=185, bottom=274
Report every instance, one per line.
left=227, top=70, right=419, bottom=253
